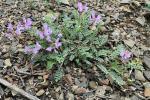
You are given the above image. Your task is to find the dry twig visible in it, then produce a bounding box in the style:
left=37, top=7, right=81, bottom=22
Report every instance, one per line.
left=0, top=77, right=40, bottom=100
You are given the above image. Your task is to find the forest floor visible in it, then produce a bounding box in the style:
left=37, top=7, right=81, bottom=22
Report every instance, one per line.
left=0, top=0, right=150, bottom=100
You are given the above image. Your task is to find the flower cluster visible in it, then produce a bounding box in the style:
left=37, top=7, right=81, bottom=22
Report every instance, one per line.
left=25, top=23, right=62, bottom=54
left=77, top=2, right=101, bottom=25
left=77, top=2, right=88, bottom=13
left=90, top=11, right=101, bottom=25
left=120, top=50, right=132, bottom=61
left=5, top=17, right=32, bottom=39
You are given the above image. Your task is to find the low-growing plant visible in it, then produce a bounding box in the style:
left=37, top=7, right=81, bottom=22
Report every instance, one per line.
left=5, top=2, right=140, bottom=85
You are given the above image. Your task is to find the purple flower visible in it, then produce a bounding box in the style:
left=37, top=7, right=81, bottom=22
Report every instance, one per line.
left=15, top=26, right=21, bottom=35
left=46, top=46, right=53, bottom=52
left=43, top=23, right=52, bottom=36
left=90, top=11, right=101, bottom=25
left=23, top=17, right=32, bottom=29
left=25, top=18, right=32, bottom=29
left=36, top=30, right=44, bottom=39
left=7, top=23, right=13, bottom=31
left=55, top=38, right=62, bottom=49
left=77, top=2, right=88, bottom=13
left=120, top=50, right=132, bottom=60
left=15, top=22, right=25, bottom=35
left=5, top=32, right=13, bottom=40
left=24, top=46, right=32, bottom=54
left=32, top=42, right=42, bottom=54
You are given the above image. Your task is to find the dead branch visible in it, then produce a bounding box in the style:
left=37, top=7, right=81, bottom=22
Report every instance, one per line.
left=0, top=77, right=40, bottom=100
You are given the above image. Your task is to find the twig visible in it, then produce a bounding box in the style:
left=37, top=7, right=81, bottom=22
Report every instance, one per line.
left=14, top=66, right=31, bottom=75
left=0, top=77, right=40, bottom=100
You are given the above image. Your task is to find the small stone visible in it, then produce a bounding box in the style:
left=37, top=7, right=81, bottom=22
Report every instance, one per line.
left=89, top=81, right=98, bottom=89
left=144, top=88, right=150, bottom=97
left=4, top=59, right=12, bottom=67
left=135, top=70, right=145, bottom=81
left=144, top=71, right=150, bottom=81
left=36, top=89, right=45, bottom=96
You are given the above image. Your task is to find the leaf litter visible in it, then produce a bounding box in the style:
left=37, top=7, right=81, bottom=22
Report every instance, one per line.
left=0, top=0, right=150, bottom=100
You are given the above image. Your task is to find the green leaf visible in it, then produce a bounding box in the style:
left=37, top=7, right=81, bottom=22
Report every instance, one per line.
left=109, top=71, right=125, bottom=86
left=69, top=55, right=75, bottom=61
left=54, top=67, right=64, bottom=82
left=47, top=61, right=55, bottom=70
left=97, top=64, right=109, bottom=74
left=56, top=0, right=69, bottom=5
left=98, top=50, right=111, bottom=56
left=98, top=35, right=108, bottom=46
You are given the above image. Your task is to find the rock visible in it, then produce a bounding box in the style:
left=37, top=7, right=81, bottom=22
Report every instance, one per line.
left=36, top=89, right=45, bottom=96
left=144, top=88, right=150, bottom=97
left=143, top=82, right=150, bottom=97
left=135, top=70, right=145, bottom=81
left=135, top=17, right=145, bottom=26
left=143, top=55, right=150, bottom=69
left=4, top=59, right=12, bottom=67
left=89, top=81, right=98, bottom=89
left=0, top=59, right=4, bottom=68
left=144, top=71, right=150, bottom=81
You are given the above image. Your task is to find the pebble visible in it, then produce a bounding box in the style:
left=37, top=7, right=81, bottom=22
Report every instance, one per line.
left=143, top=82, right=150, bottom=97
left=135, top=70, right=145, bottom=81
left=89, top=81, right=98, bottom=89
left=36, top=89, right=45, bottom=96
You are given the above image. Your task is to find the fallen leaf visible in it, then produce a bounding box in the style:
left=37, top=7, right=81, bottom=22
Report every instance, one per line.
left=95, top=86, right=107, bottom=97
left=99, top=79, right=109, bottom=85
left=136, top=17, right=145, bottom=26
left=75, top=87, right=87, bottom=94
left=4, top=59, right=12, bottom=67
left=124, top=39, right=135, bottom=48
left=63, top=74, right=73, bottom=85
left=120, top=0, right=131, bottom=4
left=67, top=92, right=74, bottom=100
